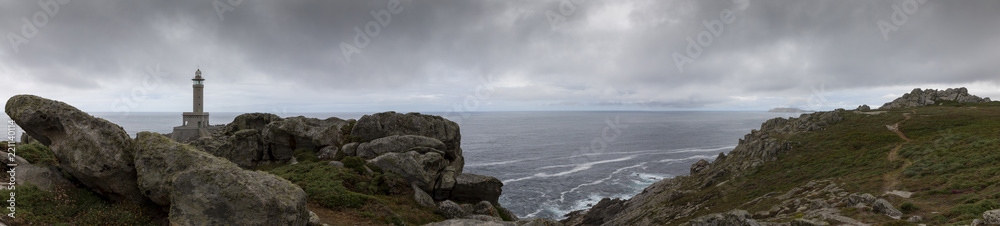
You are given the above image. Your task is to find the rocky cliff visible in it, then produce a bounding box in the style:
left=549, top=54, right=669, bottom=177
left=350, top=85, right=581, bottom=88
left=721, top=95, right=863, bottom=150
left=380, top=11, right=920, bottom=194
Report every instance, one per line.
left=564, top=87, right=1000, bottom=225
left=562, top=110, right=846, bottom=225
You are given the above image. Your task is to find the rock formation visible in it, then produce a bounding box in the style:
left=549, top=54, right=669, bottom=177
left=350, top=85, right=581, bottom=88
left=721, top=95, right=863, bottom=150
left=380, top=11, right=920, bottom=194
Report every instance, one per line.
left=5, top=95, right=150, bottom=205
left=6, top=95, right=312, bottom=225
left=134, top=132, right=310, bottom=225
left=351, top=111, right=465, bottom=174
left=450, top=173, right=504, bottom=205
left=880, top=87, right=991, bottom=109
left=263, top=116, right=348, bottom=159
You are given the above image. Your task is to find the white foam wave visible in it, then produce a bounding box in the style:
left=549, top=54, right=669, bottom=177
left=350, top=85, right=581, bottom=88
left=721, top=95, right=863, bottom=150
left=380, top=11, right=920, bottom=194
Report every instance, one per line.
left=657, top=154, right=716, bottom=163
left=557, top=162, right=647, bottom=203
left=466, top=159, right=523, bottom=167
left=549, top=145, right=735, bottom=162
left=503, top=155, right=635, bottom=184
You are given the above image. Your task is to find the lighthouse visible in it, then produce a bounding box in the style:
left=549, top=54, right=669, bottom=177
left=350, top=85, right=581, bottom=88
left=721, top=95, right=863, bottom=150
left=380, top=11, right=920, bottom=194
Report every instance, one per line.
left=172, top=69, right=211, bottom=142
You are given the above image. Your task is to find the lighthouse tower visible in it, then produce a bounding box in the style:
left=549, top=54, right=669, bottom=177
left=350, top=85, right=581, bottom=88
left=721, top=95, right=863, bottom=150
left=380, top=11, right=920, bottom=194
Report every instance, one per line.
left=172, top=69, right=211, bottom=142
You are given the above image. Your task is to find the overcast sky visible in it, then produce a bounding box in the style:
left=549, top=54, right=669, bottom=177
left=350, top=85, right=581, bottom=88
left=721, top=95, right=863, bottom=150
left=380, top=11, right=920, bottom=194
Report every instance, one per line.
left=2, top=0, right=999, bottom=113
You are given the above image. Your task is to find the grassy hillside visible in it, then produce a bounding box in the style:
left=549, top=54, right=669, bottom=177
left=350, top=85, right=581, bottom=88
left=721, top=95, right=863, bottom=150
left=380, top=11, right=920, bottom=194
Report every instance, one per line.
left=645, top=101, right=1000, bottom=225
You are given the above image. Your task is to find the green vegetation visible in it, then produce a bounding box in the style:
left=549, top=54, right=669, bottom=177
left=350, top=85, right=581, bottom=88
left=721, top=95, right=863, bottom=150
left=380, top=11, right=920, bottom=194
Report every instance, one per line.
left=17, top=142, right=58, bottom=165
left=0, top=184, right=155, bottom=225
left=341, top=119, right=363, bottom=143
left=292, top=148, right=320, bottom=163
left=266, top=160, right=440, bottom=225
left=495, top=204, right=514, bottom=221
left=649, top=102, right=1000, bottom=224
left=0, top=141, right=58, bottom=166
left=899, top=202, right=918, bottom=214
left=948, top=199, right=998, bottom=220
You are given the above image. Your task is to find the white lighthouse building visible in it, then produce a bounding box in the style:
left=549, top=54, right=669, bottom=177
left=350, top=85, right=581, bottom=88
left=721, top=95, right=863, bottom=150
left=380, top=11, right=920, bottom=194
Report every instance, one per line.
left=172, top=69, right=211, bottom=142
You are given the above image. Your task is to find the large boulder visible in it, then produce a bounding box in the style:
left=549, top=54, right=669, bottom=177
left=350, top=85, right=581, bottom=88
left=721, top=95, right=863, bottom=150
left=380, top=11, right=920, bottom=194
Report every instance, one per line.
left=984, top=209, right=1000, bottom=224
left=368, top=151, right=448, bottom=192
left=5, top=95, right=148, bottom=205
left=225, top=113, right=283, bottom=135
left=134, top=132, right=310, bottom=225
left=351, top=112, right=463, bottom=173
left=356, top=135, right=447, bottom=159
left=413, top=183, right=436, bottom=208
left=191, top=129, right=271, bottom=168
left=262, top=116, right=348, bottom=160
left=450, top=173, right=503, bottom=205
left=872, top=199, right=902, bottom=219
left=435, top=200, right=468, bottom=219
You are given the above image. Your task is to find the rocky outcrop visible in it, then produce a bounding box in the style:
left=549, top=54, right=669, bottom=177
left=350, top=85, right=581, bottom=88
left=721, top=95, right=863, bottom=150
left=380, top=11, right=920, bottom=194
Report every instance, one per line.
left=191, top=128, right=270, bottom=168
left=190, top=113, right=351, bottom=168
left=370, top=151, right=449, bottom=192
left=351, top=112, right=464, bottom=174
left=0, top=150, right=73, bottom=191
left=450, top=173, right=504, bottom=205
left=880, top=87, right=991, bottom=109
left=5, top=95, right=149, bottom=205
left=984, top=209, right=1000, bottom=224
left=356, top=135, right=447, bottom=159
left=690, top=159, right=710, bottom=175
left=224, top=113, right=283, bottom=135
left=856, top=104, right=871, bottom=111
left=263, top=116, right=348, bottom=160
left=339, top=111, right=481, bottom=203
left=134, top=132, right=310, bottom=225
left=575, top=198, right=626, bottom=226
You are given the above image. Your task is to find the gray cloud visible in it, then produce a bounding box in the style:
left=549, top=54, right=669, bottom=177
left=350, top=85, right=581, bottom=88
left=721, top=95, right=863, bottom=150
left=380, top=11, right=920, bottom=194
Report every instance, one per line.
left=2, top=0, right=999, bottom=112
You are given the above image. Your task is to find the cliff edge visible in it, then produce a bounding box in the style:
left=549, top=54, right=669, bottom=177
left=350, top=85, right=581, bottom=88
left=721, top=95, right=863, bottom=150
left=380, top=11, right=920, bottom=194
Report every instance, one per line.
left=564, top=88, right=1000, bottom=225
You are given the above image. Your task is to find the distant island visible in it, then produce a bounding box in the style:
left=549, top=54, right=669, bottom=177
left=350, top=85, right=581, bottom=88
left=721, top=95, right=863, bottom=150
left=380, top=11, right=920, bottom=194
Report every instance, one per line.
left=767, top=107, right=813, bottom=113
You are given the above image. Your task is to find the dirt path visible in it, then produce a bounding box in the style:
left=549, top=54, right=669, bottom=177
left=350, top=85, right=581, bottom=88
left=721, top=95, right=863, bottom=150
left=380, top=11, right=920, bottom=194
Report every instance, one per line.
left=883, top=110, right=916, bottom=191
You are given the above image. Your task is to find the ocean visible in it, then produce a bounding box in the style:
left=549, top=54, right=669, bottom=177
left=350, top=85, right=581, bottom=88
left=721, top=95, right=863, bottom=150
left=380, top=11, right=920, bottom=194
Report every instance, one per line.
left=3, top=111, right=799, bottom=220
